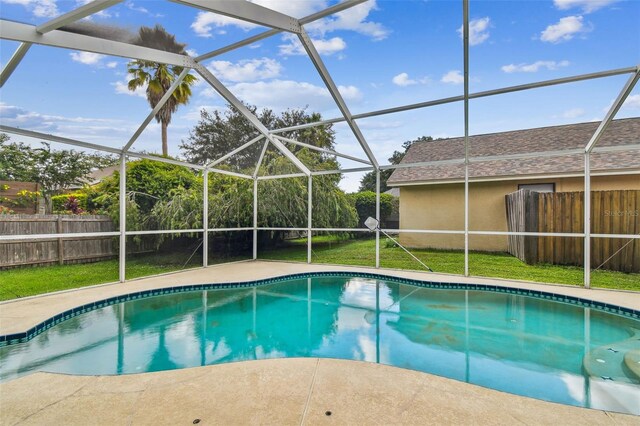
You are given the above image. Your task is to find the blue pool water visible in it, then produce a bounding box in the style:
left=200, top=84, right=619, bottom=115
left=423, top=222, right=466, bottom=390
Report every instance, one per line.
left=1, top=275, right=639, bottom=414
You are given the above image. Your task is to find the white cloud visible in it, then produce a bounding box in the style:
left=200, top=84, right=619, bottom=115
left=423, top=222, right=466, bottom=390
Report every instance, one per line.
left=554, top=0, right=617, bottom=13
left=190, top=0, right=388, bottom=41
left=75, top=0, right=112, bottom=18
left=561, top=108, right=585, bottom=119
left=206, top=58, right=282, bottom=82
left=441, top=70, right=464, bottom=85
left=191, top=11, right=257, bottom=37
left=307, top=0, right=390, bottom=41
left=458, top=17, right=490, bottom=46
left=112, top=79, right=146, bottom=98
left=193, top=0, right=324, bottom=37
left=391, top=73, right=429, bottom=87
left=125, top=1, right=163, bottom=18
left=392, top=73, right=416, bottom=87
left=279, top=34, right=347, bottom=56
left=202, top=79, right=361, bottom=113
left=70, top=51, right=104, bottom=65
left=501, top=60, right=570, bottom=73
left=3, top=0, right=59, bottom=17
left=540, top=15, right=586, bottom=43
left=601, top=94, right=640, bottom=115
left=0, top=102, right=131, bottom=146
left=185, top=49, right=198, bottom=57
left=70, top=51, right=119, bottom=69
left=622, top=94, right=640, bottom=109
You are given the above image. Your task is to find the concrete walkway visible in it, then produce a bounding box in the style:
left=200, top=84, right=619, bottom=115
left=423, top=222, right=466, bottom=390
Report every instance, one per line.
left=2, top=358, right=638, bottom=425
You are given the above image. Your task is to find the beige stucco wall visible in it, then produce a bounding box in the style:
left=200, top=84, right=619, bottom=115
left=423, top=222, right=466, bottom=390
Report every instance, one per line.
left=397, top=174, right=640, bottom=252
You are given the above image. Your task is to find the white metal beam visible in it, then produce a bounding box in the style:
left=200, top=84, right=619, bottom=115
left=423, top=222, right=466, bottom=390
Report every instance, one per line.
left=253, top=178, right=258, bottom=259
left=296, top=28, right=378, bottom=168
left=0, top=42, right=31, bottom=88
left=0, top=124, right=252, bottom=179
left=583, top=67, right=639, bottom=287
left=0, top=124, right=122, bottom=154
left=273, top=135, right=372, bottom=165
left=463, top=0, right=470, bottom=277
left=171, top=0, right=301, bottom=33
left=312, top=166, right=375, bottom=176
left=253, top=139, right=270, bottom=178
left=307, top=176, right=312, bottom=264
left=195, top=0, right=367, bottom=61
left=269, top=66, right=637, bottom=135
left=257, top=173, right=307, bottom=180
left=193, top=63, right=311, bottom=176
left=585, top=68, right=640, bottom=153
left=203, top=168, right=209, bottom=267
left=123, top=68, right=191, bottom=152
left=119, top=152, right=126, bottom=282
left=1, top=20, right=192, bottom=67
left=207, top=135, right=264, bottom=168
left=36, top=0, right=122, bottom=34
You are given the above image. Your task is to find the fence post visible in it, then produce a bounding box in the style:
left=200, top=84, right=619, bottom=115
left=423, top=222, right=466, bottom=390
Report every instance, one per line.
left=56, top=216, right=64, bottom=265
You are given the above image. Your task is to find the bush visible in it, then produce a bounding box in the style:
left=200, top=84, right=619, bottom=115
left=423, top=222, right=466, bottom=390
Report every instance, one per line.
left=348, top=191, right=394, bottom=228
left=52, top=193, right=88, bottom=213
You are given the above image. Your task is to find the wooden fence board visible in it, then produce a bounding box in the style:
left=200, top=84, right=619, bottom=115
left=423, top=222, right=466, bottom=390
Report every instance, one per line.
left=506, top=189, right=639, bottom=273
left=0, top=214, right=116, bottom=268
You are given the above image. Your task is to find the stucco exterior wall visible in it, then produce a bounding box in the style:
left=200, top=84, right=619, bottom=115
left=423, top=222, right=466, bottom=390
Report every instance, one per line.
left=397, top=174, right=640, bottom=252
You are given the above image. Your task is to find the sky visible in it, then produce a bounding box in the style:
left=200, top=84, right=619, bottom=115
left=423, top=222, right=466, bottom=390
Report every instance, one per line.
left=1, top=0, right=639, bottom=192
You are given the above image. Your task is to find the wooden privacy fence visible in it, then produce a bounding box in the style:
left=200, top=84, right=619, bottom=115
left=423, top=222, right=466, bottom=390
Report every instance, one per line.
left=506, top=189, right=640, bottom=273
left=0, top=214, right=116, bottom=269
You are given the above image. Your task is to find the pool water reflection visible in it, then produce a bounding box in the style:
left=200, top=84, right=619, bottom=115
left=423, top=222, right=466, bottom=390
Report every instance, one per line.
left=1, top=276, right=639, bottom=414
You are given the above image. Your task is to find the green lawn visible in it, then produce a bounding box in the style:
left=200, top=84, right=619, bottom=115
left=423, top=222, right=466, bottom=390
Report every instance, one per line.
left=0, top=251, right=249, bottom=301
left=1, top=236, right=638, bottom=301
left=260, top=236, right=640, bottom=291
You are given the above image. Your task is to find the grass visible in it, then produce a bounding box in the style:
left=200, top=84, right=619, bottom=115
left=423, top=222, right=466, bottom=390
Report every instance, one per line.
left=0, top=251, right=249, bottom=301
left=260, top=235, right=640, bottom=291
left=1, top=236, right=637, bottom=301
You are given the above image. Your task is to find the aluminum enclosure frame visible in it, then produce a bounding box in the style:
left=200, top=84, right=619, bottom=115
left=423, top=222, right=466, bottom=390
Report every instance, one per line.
left=1, top=0, right=639, bottom=287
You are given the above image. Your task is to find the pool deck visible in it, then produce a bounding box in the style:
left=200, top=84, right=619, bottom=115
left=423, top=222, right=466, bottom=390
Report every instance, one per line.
left=1, top=261, right=639, bottom=425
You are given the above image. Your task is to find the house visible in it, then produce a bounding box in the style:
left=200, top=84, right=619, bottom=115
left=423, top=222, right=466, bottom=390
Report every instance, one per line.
left=387, top=117, right=640, bottom=251
left=68, top=164, right=119, bottom=190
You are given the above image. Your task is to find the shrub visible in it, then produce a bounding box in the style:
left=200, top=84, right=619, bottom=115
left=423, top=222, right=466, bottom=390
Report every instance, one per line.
left=52, top=193, right=88, bottom=213
left=348, top=191, right=394, bottom=228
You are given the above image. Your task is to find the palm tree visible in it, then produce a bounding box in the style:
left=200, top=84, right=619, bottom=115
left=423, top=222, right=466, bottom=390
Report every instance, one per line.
left=127, top=25, right=197, bottom=156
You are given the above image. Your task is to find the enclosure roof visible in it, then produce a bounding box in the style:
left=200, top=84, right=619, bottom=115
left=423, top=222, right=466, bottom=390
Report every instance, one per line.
left=388, top=118, right=640, bottom=186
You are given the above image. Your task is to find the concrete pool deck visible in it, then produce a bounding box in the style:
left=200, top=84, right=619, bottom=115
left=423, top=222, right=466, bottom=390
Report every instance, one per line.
left=1, top=261, right=639, bottom=424
left=2, top=358, right=638, bottom=425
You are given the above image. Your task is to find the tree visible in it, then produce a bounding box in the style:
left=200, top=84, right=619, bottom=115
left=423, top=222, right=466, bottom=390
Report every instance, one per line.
left=127, top=25, right=197, bottom=156
left=180, top=104, right=335, bottom=170
left=179, top=105, right=356, bottom=245
left=348, top=191, right=394, bottom=227
left=0, top=134, right=116, bottom=210
left=0, top=133, right=35, bottom=182
left=359, top=136, right=433, bottom=192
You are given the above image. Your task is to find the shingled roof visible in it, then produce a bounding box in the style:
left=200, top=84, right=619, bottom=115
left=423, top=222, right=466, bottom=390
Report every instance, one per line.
left=387, top=117, right=640, bottom=186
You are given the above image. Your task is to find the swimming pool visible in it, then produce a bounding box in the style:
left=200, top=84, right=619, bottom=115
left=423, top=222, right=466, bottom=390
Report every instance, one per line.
left=1, top=273, right=639, bottom=414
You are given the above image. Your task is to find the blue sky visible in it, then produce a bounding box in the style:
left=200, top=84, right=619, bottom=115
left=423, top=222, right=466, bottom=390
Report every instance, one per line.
left=1, top=0, right=639, bottom=191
